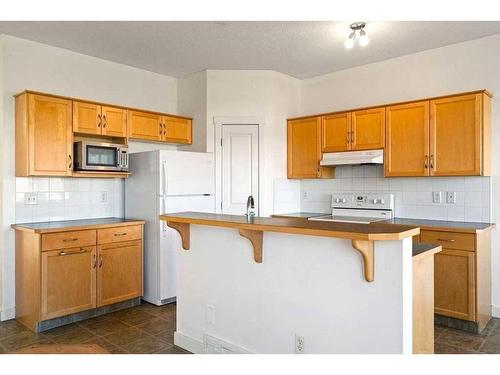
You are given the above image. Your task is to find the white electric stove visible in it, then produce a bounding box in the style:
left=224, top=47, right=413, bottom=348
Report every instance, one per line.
left=308, top=193, right=394, bottom=224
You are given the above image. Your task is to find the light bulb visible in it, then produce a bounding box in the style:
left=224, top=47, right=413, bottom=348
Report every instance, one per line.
left=344, top=32, right=355, bottom=49
left=358, top=30, right=369, bottom=47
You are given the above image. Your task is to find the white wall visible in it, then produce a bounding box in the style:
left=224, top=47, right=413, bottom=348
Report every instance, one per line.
left=298, top=34, right=500, bottom=316
left=178, top=71, right=207, bottom=152
left=206, top=70, right=301, bottom=216
left=0, top=35, right=179, bottom=319
left=176, top=225, right=413, bottom=353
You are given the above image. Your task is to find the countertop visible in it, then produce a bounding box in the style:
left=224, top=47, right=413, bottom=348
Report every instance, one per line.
left=412, top=243, right=441, bottom=259
left=272, top=212, right=495, bottom=233
left=11, top=217, right=145, bottom=234
left=161, top=212, right=419, bottom=241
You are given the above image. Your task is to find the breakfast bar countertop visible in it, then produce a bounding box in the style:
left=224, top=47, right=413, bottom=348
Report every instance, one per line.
left=11, top=217, right=145, bottom=233
left=161, top=211, right=420, bottom=241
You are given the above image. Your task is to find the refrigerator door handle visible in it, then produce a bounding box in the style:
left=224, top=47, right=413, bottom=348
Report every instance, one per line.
left=162, top=161, right=168, bottom=196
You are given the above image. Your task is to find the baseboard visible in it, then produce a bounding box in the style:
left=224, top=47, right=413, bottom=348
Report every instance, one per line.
left=1, top=307, right=15, bottom=321
left=492, top=304, right=500, bottom=318
left=174, top=331, right=204, bottom=354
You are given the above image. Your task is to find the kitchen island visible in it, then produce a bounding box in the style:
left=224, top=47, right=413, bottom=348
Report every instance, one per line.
left=161, top=212, right=438, bottom=354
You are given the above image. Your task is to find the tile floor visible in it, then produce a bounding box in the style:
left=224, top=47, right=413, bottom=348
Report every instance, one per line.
left=0, top=302, right=190, bottom=354
left=435, top=317, right=500, bottom=354
left=2, top=303, right=500, bottom=354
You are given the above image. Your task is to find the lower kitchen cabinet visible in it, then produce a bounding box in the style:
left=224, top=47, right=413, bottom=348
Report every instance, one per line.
left=433, top=249, right=475, bottom=321
left=13, top=221, right=144, bottom=332
left=41, top=246, right=97, bottom=320
left=97, top=240, right=143, bottom=307
left=420, top=228, right=491, bottom=332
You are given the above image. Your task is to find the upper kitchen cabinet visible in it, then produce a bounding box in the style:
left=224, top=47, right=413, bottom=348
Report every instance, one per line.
left=385, top=101, right=430, bottom=177
left=16, top=93, right=73, bottom=177
left=287, top=117, right=334, bottom=179
left=430, top=93, right=491, bottom=176
left=74, top=101, right=127, bottom=138
left=351, top=107, right=385, bottom=151
left=163, top=115, right=192, bottom=144
left=127, top=110, right=163, bottom=141
left=322, top=112, right=351, bottom=152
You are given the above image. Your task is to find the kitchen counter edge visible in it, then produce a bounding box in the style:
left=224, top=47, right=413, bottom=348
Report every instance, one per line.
left=11, top=218, right=145, bottom=234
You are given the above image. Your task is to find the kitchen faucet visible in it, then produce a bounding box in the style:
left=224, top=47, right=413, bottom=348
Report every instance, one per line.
left=246, top=195, right=256, bottom=217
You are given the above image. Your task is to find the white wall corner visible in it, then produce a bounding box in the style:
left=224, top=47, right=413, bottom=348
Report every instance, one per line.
left=1, top=306, right=15, bottom=321
left=174, top=331, right=205, bottom=354
left=492, top=304, right=500, bottom=319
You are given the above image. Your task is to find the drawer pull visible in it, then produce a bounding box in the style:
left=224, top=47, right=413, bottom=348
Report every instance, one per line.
left=92, top=254, right=97, bottom=268
left=437, top=238, right=456, bottom=243
left=99, top=254, right=103, bottom=268
left=114, top=233, right=127, bottom=237
left=59, top=248, right=86, bottom=256
left=62, top=238, right=78, bottom=242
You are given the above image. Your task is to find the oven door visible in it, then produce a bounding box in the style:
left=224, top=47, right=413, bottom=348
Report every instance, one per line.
left=83, top=144, right=121, bottom=171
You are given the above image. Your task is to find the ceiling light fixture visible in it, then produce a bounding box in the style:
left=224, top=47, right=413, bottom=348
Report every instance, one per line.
left=344, top=22, right=369, bottom=49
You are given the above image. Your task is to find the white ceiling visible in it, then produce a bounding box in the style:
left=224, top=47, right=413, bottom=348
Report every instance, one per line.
left=1, top=21, right=500, bottom=79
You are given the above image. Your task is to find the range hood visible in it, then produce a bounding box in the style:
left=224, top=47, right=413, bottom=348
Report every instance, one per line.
left=320, top=150, right=384, bottom=166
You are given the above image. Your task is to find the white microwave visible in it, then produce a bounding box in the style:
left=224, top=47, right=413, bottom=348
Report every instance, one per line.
left=74, top=141, right=129, bottom=172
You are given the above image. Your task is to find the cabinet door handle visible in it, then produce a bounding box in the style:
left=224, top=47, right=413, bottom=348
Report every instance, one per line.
left=424, top=155, right=428, bottom=169
left=99, top=254, right=103, bottom=268
left=62, top=238, right=78, bottom=242
left=430, top=154, right=434, bottom=169
left=436, top=238, right=455, bottom=243
left=68, top=155, right=73, bottom=170
left=350, top=131, right=354, bottom=144
left=159, top=123, right=162, bottom=136
left=59, top=248, right=86, bottom=256
left=92, top=254, right=97, bottom=268
left=164, top=123, right=167, bottom=136
left=103, top=115, right=106, bottom=128
left=97, top=114, right=101, bottom=128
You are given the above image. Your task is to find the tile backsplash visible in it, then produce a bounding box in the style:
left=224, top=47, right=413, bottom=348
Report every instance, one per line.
left=274, top=165, right=492, bottom=223
left=15, top=177, right=124, bottom=223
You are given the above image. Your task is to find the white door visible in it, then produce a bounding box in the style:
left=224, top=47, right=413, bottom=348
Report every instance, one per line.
left=221, top=125, right=259, bottom=215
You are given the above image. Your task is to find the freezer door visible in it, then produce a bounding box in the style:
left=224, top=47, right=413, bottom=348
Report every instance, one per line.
left=161, top=151, right=215, bottom=196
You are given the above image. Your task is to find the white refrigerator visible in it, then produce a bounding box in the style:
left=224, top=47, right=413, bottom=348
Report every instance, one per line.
left=125, top=150, right=215, bottom=305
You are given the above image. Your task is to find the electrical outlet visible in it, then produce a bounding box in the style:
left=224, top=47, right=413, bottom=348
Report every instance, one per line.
left=302, top=191, right=308, bottom=200
left=446, top=191, right=456, bottom=204
left=24, top=192, right=38, bottom=205
left=206, top=304, right=215, bottom=325
left=432, top=191, right=442, bottom=204
left=295, top=334, right=305, bottom=354
left=99, top=192, right=108, bottom=203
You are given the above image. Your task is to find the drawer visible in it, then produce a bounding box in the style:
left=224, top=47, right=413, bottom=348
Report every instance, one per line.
left=97, top=225, right=142, bottom=244
left=41, top=230, right=97, bottom=251
left=420, top=230, right=475, bottom=252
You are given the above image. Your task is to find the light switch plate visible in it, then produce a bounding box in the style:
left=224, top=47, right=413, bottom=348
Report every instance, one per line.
left=446, top=191, right=457, bottom=204
left=24, top=192, right=38, bottom=205
left=432, top=191, right=442, bottom=204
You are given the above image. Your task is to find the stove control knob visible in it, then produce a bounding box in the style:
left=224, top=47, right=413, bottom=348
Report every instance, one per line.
left=333, top=198, right=340, bottom=203
left=372, top=199, right=379, bottom=204
left=341, top=198, right=347, bottom=203
left=379, top=199, right=385, bottom=204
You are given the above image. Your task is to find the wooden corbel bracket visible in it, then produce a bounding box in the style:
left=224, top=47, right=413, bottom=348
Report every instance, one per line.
left=239, top=229, right=263, bottom=263
left=167, top=221, right=190, bottom=250
left=351, top=239, right=374, bottom=282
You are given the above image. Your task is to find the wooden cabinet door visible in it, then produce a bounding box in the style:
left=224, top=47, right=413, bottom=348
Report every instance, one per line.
left=73, top=101, right=101, bottom=135
left=434, top=248, right=475, bottom=321
left=41, top=246, right=96, bottom=320
left=430, top=94, right=481, bottom=176
left=322, top=112, right=351, bottom=152
left=102, top=106, right=127, bottom=137
left=127, top=110, right=162, bottom=141
left=163, top=116, right=192, bottom=144
left=385, top=101, right=430, bottom=177
left=97, top=240, right=142, bottom=307
left=28, top=94, right=73, bottom=176
left=287, top=117, right=322, bottom=179
left=351, top=107, right=385, bottom=150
